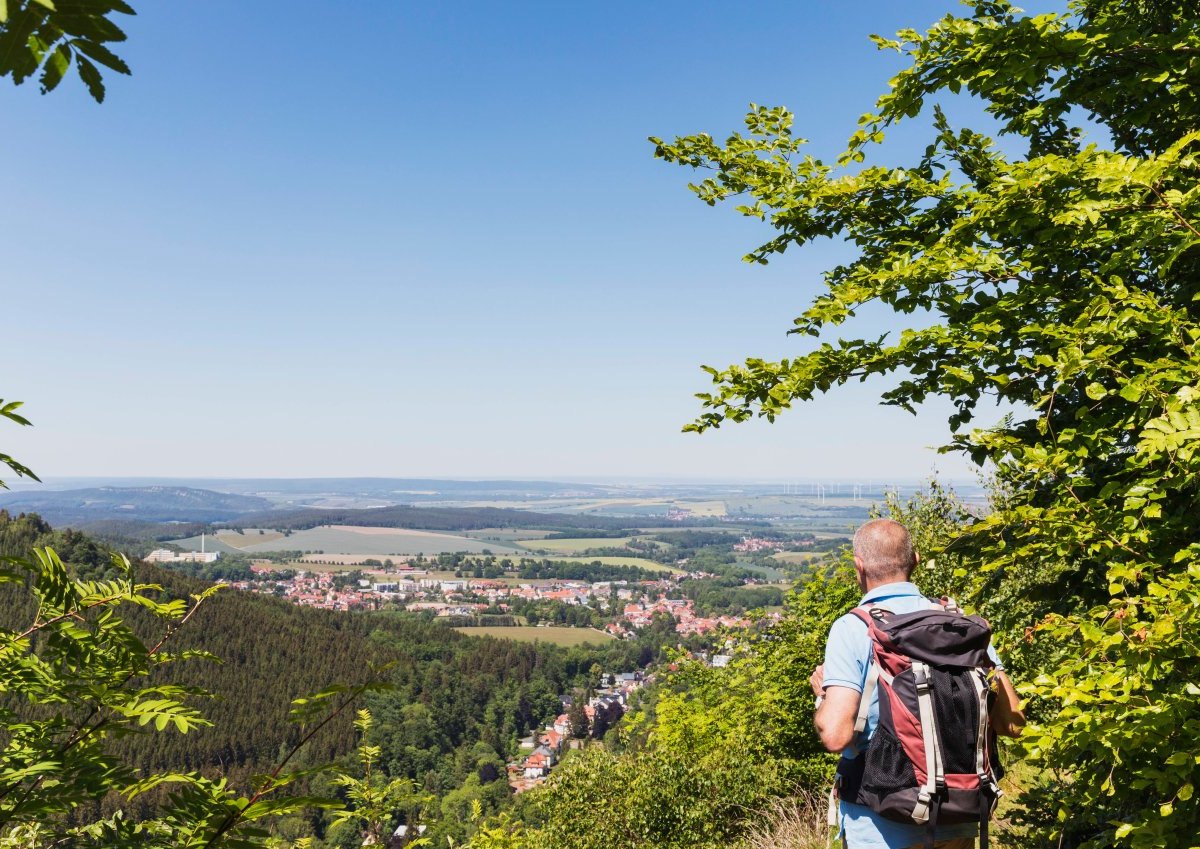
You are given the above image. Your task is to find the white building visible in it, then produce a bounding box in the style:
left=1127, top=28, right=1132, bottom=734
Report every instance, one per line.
left=145, top=549, right=220, bottom=564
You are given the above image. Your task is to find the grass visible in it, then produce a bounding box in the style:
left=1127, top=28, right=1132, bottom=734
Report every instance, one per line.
left=736, top=792, right=829, bottom=849
left=452, top=625, right=615, bottom=646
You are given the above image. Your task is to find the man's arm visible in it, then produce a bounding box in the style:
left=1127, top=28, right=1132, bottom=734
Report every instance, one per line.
left=810, top=664, right=861, bottom=752
left=991, top=670, right=1025, bottom=737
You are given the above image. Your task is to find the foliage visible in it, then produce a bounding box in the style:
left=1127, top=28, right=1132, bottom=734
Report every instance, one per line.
left=0, top=0, right=134, bottom=102
left=513, top=559, right=658, bottom=583
left=448, top=801, right=524, bottom=849
left=565, top=699, right=588, bottom=739
left=652, top=1, right=1200, bottom=845
left=521, top=562, right=858, bottom=849
left=0, top=545, right=357, bottom=847
left=0, top=512, right=634, bottom=846
left=524, top=734, right=783, bottom=849
left=329, top=710, right=431, bottom=847
left=0, top=546, right=211, bottom=831
left=0, top=402, right=38, bottom=488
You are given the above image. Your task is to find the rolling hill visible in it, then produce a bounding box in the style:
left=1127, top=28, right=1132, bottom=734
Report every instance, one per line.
left=0, top=486, right=271, bottom=524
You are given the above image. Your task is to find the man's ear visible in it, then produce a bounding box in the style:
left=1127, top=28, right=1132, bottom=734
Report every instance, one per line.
left=853, top=555, right=867, bottom=589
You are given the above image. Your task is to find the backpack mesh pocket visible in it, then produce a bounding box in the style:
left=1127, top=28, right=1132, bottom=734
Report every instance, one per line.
left=932, top=668, right=979, bottom=775
left=861, top=723, right=917, bottom=796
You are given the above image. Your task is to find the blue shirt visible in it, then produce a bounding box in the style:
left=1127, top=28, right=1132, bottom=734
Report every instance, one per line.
left=823, top=581, right=1001, bottom=848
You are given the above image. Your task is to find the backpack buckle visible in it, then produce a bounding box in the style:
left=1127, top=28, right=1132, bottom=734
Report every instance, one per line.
left=913, top=664, right=931, bottom=693
left=912, top=789, right=932, bottom=824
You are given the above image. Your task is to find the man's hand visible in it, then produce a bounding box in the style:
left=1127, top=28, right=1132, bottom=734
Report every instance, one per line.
left=814, top=685, right=861, bottom=752
left=991, top=670, right=1026, bottom=738
left=810, top=664, right=825, bottom=697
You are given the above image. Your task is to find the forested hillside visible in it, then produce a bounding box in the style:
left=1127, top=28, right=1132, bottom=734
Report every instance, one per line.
left=0, top=510, right=633, bottom=844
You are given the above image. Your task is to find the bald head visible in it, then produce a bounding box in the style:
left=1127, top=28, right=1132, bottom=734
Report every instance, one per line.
left=853, top=519, right=917, bottom=585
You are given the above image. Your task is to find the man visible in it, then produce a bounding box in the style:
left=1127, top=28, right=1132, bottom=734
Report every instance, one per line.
left=810, top=518, right=1024, bottom=849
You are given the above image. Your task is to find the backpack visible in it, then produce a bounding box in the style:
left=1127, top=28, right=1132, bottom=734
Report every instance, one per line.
left=834, top=598, right=1003, bottom=849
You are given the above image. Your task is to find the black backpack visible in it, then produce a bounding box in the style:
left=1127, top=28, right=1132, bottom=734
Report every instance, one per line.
left=835, top=598, right=1004, bottom=849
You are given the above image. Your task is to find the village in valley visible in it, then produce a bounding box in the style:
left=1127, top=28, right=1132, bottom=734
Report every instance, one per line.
left=219, top=564, right=756, bottom=637
left=144, top=524, right=836, bottom=640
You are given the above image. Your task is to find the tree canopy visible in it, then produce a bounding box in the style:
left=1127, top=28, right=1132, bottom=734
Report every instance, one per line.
left=653, top=1, right=1200, bottom=845
left=0, top=0, right=134, bottom=102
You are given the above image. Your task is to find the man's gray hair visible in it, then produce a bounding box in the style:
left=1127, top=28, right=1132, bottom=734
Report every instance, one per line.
left=853, top=519, right=917, bottom=582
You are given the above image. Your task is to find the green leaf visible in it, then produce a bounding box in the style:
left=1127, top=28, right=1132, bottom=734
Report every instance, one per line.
left=74, top=54, right=104, bottom=102
left=71, top=37, right=129, bottom=74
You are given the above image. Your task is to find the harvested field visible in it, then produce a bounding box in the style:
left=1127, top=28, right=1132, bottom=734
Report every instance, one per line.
left=215, top=529, right=285, bottom=548
left=771, top=551, right=824, bottom=565
left=452, top=626, right=614, bottom=646
left=171, top=525, right=523, bottom=556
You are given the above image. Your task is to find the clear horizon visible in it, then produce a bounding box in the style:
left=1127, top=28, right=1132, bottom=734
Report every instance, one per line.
left=6, top=472, right=986, bottom=490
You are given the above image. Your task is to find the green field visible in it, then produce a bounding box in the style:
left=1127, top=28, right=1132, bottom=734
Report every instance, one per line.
left=738, top=561, right=788, bottom=580
left=519, top=537, right=635, bottom=554
left=452, top=626, right=614, bottom=646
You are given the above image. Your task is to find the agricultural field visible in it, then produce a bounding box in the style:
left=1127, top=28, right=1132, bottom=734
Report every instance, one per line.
left=771, top=551, right=825, bottom=566
left=571, top=498, right=728, bottom=518
left=671, top=500, right=728, bottom=517
left=163, top=534, right=242, bottom=555
left=214, top=529, right=285, bottom=548
left=519, top=537, right=635, bottom=554
left=170, top=525, right=524, bottom=556
left=737, top=561, right=788, bottom=580
left=452, top=625, right=615, bottom=646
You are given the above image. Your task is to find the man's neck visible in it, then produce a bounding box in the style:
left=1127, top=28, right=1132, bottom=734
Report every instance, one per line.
left=862, top=575, right=911, bottom=593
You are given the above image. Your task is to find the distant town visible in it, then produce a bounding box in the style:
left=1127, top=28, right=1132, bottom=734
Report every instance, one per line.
left=222, top=562, right=755, bottom=638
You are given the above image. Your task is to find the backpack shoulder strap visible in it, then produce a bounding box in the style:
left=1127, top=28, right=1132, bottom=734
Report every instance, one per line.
left=848, top=606, right=873, bottom=626
left=846, top=607, right=894, bottom=734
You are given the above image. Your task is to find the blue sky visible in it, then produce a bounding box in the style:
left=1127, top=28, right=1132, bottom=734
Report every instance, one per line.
left=2, top=1, right=1041, bottom=482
